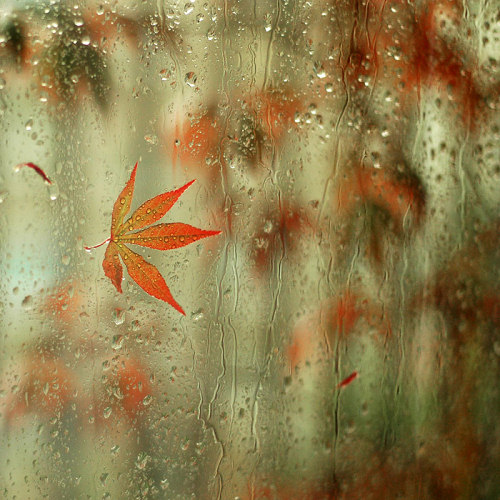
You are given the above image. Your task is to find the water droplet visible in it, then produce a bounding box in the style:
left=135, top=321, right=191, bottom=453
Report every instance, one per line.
left=184, top=3, right=194, bottom=15
left=263, top=220, right=273, bottom=233
left=135, top=452, right=150, bottom=470
left=191, top=308, right=204, bottom=321
left=112, top=308, right=125, bottom=325
left=49, top=182, right=59, bottom=201
left=81, top=35, right=91, bottom=46
left=325, top=83, right=334, bottom=93
left=314, top=62, right=326, bottom=79
left=184, top=72, right=197, bottom=88
left=160, top=68, right=170, bottom=81
left=103, top=406, right=112, bottom=419
left=144, top=134, right=158, bottom=145
left=142, top=394, right=152, bottom=406
left=0, top=190, right=9, bottom=203
left=111, top=444, right=120, bottom=455
left=22, top=295, right=33, bottom=309
left=196, top=13, right=204, bottom=22
left=264, top=13, right=273, bottom=31
left=25, top=119, right=33, bottom=130
left=494, top=341, right=500, bottom=357
left=112, top=334, right=124, bottom=350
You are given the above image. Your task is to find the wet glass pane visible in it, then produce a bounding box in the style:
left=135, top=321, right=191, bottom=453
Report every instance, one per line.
left=0, top=0, right=499, bottom=498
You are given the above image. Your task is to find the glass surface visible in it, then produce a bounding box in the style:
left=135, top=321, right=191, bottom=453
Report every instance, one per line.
left=0, top=1, right=499, bottom=498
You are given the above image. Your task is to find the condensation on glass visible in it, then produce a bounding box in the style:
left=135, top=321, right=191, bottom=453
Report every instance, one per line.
left=0, top=0, right=499, bottom=499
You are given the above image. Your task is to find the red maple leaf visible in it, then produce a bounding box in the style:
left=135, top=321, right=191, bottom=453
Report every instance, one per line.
left=86, top=162, right=221, bottom=314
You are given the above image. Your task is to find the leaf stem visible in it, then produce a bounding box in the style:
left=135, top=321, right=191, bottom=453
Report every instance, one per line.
left=84, top=237, right=111, bottom=251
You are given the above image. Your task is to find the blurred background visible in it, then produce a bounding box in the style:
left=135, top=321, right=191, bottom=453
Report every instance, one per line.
left=0, top=0, right=499, bottom=498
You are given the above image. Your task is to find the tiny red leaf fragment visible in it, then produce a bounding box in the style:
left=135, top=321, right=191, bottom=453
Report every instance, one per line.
left=337, top=371, right=358, bottom=389
left=92, top=162, right=220, bottom=314
left=16, top=162, right=52, bottom=185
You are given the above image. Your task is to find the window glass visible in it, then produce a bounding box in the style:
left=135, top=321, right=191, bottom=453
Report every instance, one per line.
left=0, top=1, right=499, bottom=498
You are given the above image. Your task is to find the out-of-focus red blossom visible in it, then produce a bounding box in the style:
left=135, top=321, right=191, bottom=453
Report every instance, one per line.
left=337, top=167, right=425, bottom=228
left=164, top=89, right=300, bottom=179
left=4, top=355, right=75, bottom=425
left=430, top=275, right=497, bottom=332
left=252, top=201, right=312, bottom=277
left=165, top=110, right=221, bottom=179
left=340, top=413, right=481, bottom=498
left=333, top=292, right=364, bottom=335
left=80, top=9, right=140, bottom=50
left=483, top=295, right=500, bottom=326
left=421, top=219, right=500, bottom=336
left=287, top=292, right=391, bottom=373
left=245, top=480, right=336, bottom=500
left=235, top=89, right=301, bottom=168
left=347, top=0, right=482, bottom=128
left=117, top=358, right=151, bottom=418
left=246, top=89, right=301, bottom=141
left=43, top=280, right=81, bottom=323
left=94, top=356, right=152, bottom=425
left=335, top=165, right=425, bottom=265
left=413, top=0, right=481, bottom=127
